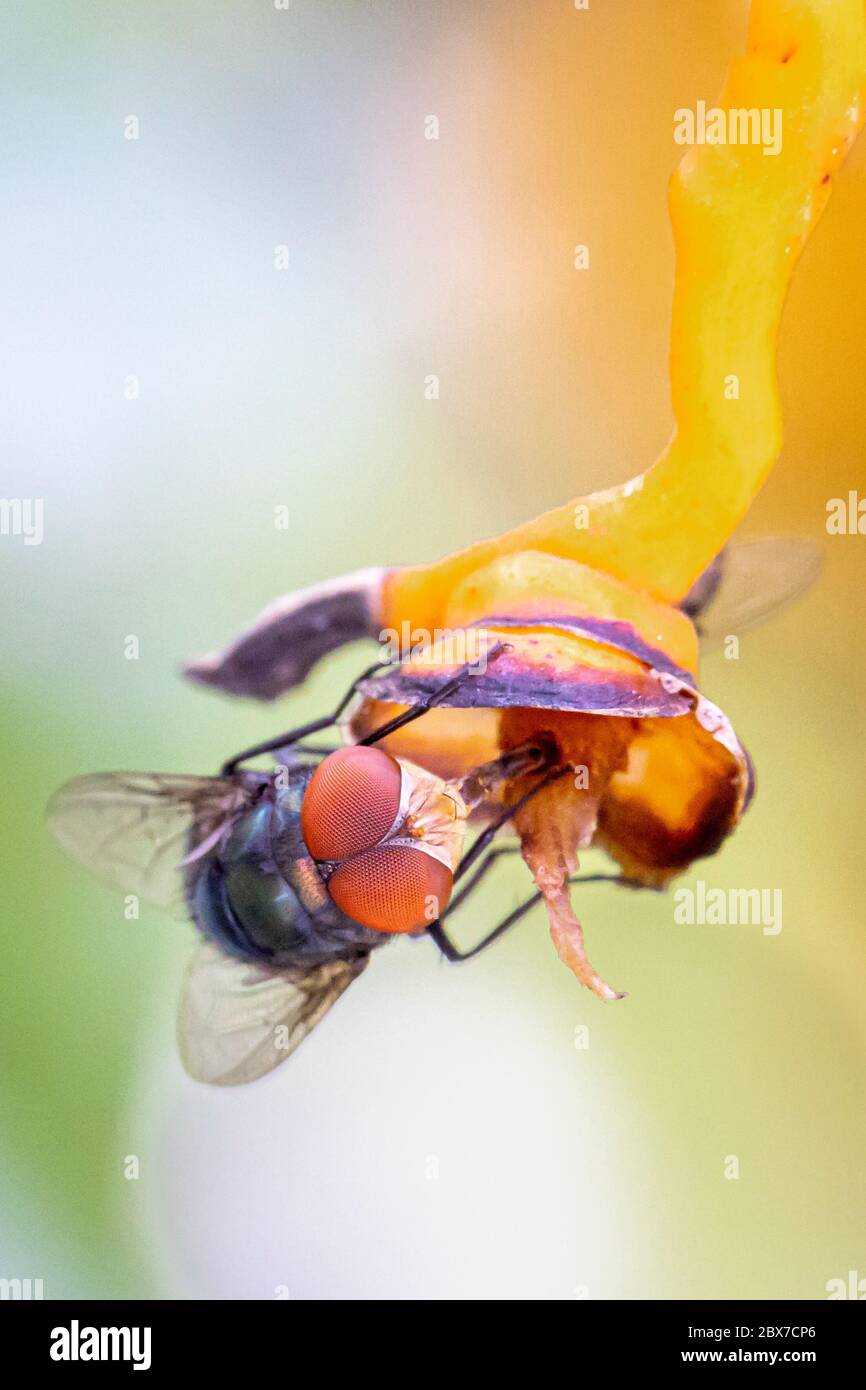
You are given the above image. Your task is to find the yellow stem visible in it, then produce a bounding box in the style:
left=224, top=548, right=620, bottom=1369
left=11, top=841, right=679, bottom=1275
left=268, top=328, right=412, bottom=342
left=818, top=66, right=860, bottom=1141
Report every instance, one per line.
left=382, top=0, right=866, bottom=634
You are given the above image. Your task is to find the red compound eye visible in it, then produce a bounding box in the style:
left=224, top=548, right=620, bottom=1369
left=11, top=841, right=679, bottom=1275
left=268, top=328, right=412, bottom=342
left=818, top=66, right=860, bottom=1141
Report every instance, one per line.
left=328, top=844, right=454, bottom=934
left=300, top=746, right=402, bottom=862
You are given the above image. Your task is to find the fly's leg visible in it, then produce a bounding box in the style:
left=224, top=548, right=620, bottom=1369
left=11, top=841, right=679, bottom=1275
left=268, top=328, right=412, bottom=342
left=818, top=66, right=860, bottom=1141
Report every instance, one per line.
left=357, top=644, right=509, bottom=747
left=450, top=765, right=569, bottom=887
left=423, top=765, right=568, bottom=958
left=221, top=644, right=509, bottom=775
left=427, top=889, right=543, bottom=963
left=427, top=873, right=652, bottom=963
left=221, top=659, right=387, bottom=774
left=283, top=743, right=344, bottom=757
left=446, top=844, right=521, bottom=914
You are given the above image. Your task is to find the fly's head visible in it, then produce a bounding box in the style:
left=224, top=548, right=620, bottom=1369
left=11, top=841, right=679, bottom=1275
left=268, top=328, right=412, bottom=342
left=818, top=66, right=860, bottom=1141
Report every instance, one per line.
left=299, top=746, right=466, bottom=934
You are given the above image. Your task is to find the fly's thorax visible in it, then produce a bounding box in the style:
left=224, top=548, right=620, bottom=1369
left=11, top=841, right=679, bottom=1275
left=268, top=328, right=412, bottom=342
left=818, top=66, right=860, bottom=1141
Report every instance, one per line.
left=193, top=794, right=314, bottom=964
left=268, top=767, right=384, bottom=950
left=269, top=765, right=333, bottom=915
left=192, top=768, right=382, bottom=967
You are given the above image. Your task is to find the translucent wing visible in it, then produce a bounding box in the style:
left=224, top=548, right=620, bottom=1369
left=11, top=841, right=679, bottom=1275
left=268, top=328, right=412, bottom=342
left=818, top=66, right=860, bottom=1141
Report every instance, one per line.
left=47, top=771, right=265, bottom=916
left=682, top=536, right=822, bottom=650
left=178, top=940, right=370, bottom=1085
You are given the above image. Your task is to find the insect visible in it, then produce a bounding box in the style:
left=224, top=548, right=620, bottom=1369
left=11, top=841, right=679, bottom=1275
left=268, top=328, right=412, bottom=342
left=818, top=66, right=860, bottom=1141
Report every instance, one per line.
left=48, top=536, right=820, bottom=1085
left=49, top=692, right=595, bottom=1084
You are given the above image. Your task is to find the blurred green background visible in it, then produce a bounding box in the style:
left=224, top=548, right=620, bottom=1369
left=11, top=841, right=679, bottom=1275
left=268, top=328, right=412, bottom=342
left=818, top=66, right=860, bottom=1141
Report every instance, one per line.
left=2, top=0, right=864, bottom=1299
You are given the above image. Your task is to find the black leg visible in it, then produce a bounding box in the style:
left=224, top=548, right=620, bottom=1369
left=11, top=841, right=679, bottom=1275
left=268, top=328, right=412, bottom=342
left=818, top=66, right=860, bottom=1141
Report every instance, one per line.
left=358, top=644, right=509, bottom=747
left=445, top=844, right=522, bottom=915
left=220, top=660, right=391, bottom=774
left=287, top=743, right=343, bottom=757
left=451, top=766, right=570, bottom=887
left=427, top=873, right=652, bottom=962
left=222, top=644, right=509, bottom=774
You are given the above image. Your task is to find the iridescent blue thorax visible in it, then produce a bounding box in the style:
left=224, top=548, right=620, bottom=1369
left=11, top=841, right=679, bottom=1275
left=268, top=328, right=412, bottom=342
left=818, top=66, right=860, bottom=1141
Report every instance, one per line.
left=189, top=766, right=383, bottom=967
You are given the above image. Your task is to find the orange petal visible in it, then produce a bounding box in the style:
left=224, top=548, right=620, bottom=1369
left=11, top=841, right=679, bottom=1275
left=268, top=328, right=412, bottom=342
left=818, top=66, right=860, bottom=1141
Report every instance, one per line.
left=507, top=757, right=626, bottom=1002
left=548, top=906, right=624, bottom=1004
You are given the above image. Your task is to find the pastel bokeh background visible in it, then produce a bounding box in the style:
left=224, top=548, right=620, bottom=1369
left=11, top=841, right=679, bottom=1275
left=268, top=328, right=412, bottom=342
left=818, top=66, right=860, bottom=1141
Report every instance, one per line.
left=2, top=0, right=864, bottom=1299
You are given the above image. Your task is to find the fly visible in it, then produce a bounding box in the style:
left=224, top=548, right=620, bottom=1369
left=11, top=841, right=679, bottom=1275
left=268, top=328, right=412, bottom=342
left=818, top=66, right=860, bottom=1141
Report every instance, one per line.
left=48, top=536, right=820, bottom=1084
